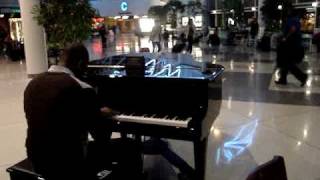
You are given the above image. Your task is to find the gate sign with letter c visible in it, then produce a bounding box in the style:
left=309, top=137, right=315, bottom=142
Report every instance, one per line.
left=120, top=2, right=128, bottom=12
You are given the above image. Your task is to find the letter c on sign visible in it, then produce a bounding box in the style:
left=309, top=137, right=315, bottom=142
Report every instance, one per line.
left=121, top=2, right=128, bottom=12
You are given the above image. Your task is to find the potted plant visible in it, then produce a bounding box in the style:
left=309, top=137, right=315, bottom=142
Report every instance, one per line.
left=148, top=6, right=168, bottom=25
left=164, top=0, right=185, bottom=29
left=32, top=0, right=96, bottom=64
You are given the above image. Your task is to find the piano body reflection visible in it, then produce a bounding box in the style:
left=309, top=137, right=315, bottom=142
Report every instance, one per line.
left=85, top=53, right=224, bottom=180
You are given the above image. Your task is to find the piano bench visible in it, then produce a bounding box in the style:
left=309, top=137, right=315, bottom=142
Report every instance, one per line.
left=6, top=159, right=43, bottom=180
left=7, top=159, right=114, bottom=180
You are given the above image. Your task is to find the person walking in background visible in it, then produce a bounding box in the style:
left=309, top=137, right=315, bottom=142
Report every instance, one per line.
left=0, top=26, right=7, bottom=56
left=98, top=23, right=107, bottom=48
left=207, top=28, right=220, bottom=47
left=150, top=22, right=162, bottom=53
left=275, top=10, right=308, bottom=87
left=163, top=28, right=169, bottom=50
left=134, top=24, right=143, bottom=48
left=250, top=18, right=259, bottom=39
left=186, top=19, right=195, bottom=53
left=248, top=18, right=259, bottom=47
left=172, top=33, right=187, bottom=53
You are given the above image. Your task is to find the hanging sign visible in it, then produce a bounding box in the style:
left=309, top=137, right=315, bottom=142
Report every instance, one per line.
left=120, top=2, right=128, bottom=12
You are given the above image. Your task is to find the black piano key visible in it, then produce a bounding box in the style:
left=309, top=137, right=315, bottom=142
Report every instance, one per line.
left=150, top=114, right=157, bottom=118
left=167, top=115, right=176, bottom=119
left=116, top=111, right=191, bottom=122
left=177, top=115, right=191, bottom=121
left=154, top=114, right=166, bottom=119
left=134, top=112, right=144, bottom=116
left=173, top=114, right=185, bottom=120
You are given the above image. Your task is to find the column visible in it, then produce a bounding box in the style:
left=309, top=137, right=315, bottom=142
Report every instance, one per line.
left=258, top=0, right=265, bottom=35
left=19, top=0, right=48, bottom=77
left=200, top=0, right=209, bottom=28
left=215, top=0, right=218, bottom=27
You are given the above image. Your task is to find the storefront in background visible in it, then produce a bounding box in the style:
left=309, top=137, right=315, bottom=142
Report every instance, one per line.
left=209, top=0, right=320, bottom=33
left=93, top=15, right=142, bottom=34
left=296, top=3, right=320, bottom=33
left=182, top=15, right=203, bottom=28
left=0, top=7, right=22, bottom=42
left=91, top=0, right=160, bottom=33
left=301, top=12, right=316, bottom=33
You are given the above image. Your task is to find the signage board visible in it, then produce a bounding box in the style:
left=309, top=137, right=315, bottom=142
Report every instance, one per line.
left=120, top=2, right=128, bottom=12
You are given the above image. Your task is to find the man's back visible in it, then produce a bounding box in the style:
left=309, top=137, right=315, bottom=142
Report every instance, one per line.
left=24, top=72, right=99, bottom=179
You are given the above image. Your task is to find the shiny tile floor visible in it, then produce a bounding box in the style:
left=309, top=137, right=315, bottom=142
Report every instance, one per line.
left=1, top=34, right=320, bottom=180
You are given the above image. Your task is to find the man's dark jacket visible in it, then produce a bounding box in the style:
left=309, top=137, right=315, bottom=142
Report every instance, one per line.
left=24, top=72, right=111, bottom=179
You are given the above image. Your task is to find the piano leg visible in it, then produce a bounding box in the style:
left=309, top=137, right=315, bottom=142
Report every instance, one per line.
left=194, top=137, right=208, bottom=180
left=142, top=138, right=195, bottom=177
left=120, top=132, right=127, bottom=138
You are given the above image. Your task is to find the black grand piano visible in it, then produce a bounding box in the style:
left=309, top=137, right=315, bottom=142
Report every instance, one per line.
left=85, top=53, right=224, bottom=180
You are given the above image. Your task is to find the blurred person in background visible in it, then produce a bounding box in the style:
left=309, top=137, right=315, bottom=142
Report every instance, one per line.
left=99, top=23, right=107, bottom=48
left=186, top=19, right=195, bottom=53
left=172, top=33, right=187, bottom=53
left=250, top=18, right=259, bottom=40
left=0, top=26, right=7, bottom=56
left=275, top=10, right=308, bottom=87
left=163, top=28, right=169, bottom=50
left=207, top=28, right=220, bottom=47
left=150, top=21, right=162, bottom=53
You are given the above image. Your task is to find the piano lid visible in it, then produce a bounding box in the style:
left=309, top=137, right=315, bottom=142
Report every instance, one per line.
left=88, top=53, right=224, bottom=80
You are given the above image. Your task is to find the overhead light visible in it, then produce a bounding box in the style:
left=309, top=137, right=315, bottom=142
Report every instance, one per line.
left=122, top=15, right=129, bottom=19
left=0, top=14, right=4, bottom=18
left=211, top=10, right=217, bottom=14
left=230, top=9, right=234, bottom=13
left=114, top=16, right=121, bottom=19
left=133, top=15, right=139, bottom=19
left=251, top=7, right=257, bottom=11
left=277, top=5, right=283, bottom=10
left=312, top=2, right=318, bottom=7
left=139, top=18, right=155, bottom=32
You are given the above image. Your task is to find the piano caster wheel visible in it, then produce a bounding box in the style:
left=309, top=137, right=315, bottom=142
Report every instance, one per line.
left=178, top=173, right=194, bottom=180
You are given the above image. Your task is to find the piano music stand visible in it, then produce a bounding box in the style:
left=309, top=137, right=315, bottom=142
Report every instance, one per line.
left=125, top=56, right=145, bottom=77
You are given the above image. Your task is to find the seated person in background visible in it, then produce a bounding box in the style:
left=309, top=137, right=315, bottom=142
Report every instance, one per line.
left=207, top=30, right=220, bottom=47
left=172, top=33, right=187, bottom=53
left=24, top=44, right=142, bottom=180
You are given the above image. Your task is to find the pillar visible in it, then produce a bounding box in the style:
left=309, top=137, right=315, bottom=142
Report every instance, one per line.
left=258, top=0, right=265, bottom=35
left=19, top=0, right=48, bottom=77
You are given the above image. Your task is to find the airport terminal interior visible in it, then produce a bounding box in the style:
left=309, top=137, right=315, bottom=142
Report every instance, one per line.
left=1, top=33, right=320, bottom=180
left=1, top=0, right=320, bottom=180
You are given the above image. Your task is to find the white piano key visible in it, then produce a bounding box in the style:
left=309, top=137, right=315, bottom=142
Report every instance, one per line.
left=113, top=114, right=192, bottom=128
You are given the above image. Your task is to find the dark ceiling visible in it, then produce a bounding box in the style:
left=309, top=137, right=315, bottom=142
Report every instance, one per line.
left=0, top=0, right=19, bottom=7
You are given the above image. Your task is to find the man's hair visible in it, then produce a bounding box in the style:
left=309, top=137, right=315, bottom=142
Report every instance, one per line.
left=60, top=43, right=89, bottom=71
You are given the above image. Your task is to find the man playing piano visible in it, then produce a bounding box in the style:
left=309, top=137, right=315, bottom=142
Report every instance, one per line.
left=24, top=44, right=142, bottom=180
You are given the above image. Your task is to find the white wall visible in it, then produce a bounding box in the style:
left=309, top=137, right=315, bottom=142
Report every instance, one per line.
left=91, top=0, right=161, bottom=16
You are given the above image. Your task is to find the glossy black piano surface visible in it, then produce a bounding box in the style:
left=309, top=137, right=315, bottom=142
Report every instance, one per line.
left=85, top=53, right=224, bottom=180
left=87, top=53, right=223, bottom=80
left=85, top=53, right=224, bottom=140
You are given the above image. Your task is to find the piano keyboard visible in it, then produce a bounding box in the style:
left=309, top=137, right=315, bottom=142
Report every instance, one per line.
left=113, top=114, right=192, bottom=128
